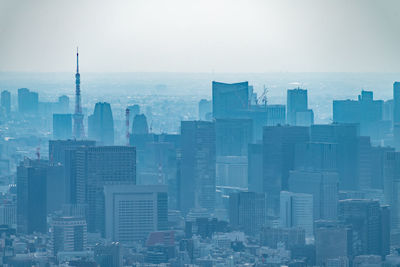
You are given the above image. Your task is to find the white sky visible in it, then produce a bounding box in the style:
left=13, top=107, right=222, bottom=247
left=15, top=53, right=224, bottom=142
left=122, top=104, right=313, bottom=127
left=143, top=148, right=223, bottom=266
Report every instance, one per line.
left=0, top=0, right=400, bottom=72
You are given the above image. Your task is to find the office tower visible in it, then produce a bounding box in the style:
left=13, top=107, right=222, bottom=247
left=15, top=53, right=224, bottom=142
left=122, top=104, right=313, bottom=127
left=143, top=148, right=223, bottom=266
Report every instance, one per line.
left=371, top=146, right=394, bottom=190
left=393, top=82, right=400, bottom=124
left=383, top=99, right=394, bottom=122
left=198, top=99, right=212, bottom=121
left=75, top=146, right=136, bottom=234
left=49, top=139, right=96, bottom=166
left=263, top=126, right=310, bottom=215
left=311, top=124, right=360, bottom=190
left=132, top=114, right=149, bottom=135
left=357, top=136, right=373, bottom=190
left=280, top=191, right=313, bottom=237
left=88, top=102, right=114, bottom=145
left=53, top=114, right=72, bottom=140
left=289, top=170, right=339, bottom=220
left=338, top=199, right=388, bottom=257
left=248, top=143, right=263, bottom=193
left=73, top=49, right=85, bottom=139
left=333, top=91, right=384, bottom=140
left=294, top=142, right=338, bottom=171
left=216, top=156, right=247, bottom=187
left=215, top=118, right=253, bottom=156
left=104, top=185, right=167, bottom=243
left=18, top=88, right=38, bottom=114
left=180, top=121, right=216, bottom=213
left=287, top=88, right=308, bottom=125
left=383, top=151, right=400, bottom=230
left=315, top=223, right=352, bottom=266
left=49, top=216, right=87, bottom=256
left=58, top=95, right=70, bottom=113
left=1, top=90, right=11, bottom=114
left=266, top=104, right=286, bottom=126
left=229, top=192, right=267, bottom=235
left=17, top=158, right=47, bottom=234
left=260, top=227, right=305, bottom=249
left=212, top=81, right=249, bottom=119
left=94, top=243, right=122, bottom=267
left=46, top=164, right=66, bottom=214
left=296, top=109, right=314, bottom=126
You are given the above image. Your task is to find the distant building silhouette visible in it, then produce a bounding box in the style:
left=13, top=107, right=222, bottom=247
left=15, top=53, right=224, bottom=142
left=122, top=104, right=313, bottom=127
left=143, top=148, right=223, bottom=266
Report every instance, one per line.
left=18, top=88, right=38, bottom=114
left=88, top=102, right=114, bottom=145
left=198, top=99, right=212, bottom=120
left=53, top=114, right=72, bottom=140
left=212, top=81, right=249, bottom=119
left=287, top=88, right=311, bottom=126
left=58, top=95, right=70, bottom=113
left=132, top=114, right=149, bottom=135
left=215, top=118, right=253, bottom=156
left=1, top=90, right=11, bottom=114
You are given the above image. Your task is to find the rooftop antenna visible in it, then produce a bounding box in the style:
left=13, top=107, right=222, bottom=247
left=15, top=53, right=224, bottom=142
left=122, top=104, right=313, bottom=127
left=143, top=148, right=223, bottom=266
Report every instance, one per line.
left=125, top=108, right=130, bottom=146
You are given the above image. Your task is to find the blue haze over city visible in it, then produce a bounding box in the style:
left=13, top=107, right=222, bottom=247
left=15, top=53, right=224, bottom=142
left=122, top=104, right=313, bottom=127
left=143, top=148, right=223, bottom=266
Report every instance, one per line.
left=1, top=0, right=400, bottom=266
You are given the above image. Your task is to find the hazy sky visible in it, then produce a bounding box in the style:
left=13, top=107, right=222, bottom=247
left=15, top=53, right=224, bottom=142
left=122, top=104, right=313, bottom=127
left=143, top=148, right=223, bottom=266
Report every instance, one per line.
left=1, top=0, right=400, bottom=73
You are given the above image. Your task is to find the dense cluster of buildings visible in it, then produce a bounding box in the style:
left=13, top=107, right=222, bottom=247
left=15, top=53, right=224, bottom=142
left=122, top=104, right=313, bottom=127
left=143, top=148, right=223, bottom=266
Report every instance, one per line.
left=1, top=56, right=400, bottom=266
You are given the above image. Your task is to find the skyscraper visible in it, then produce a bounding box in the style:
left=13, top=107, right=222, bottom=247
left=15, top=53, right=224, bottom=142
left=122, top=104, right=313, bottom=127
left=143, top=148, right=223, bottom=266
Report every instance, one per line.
left=73, top=48, right=85, bottom=139
left=88, top=102, right=114, bottom=145
left=1, top=90, right=11, bottom=114
left=104, top=185, right=168, bottom=243
left=132, top=114, right=149, bottom=135
left=75, top=146, right=136, bottom=234
left=212, top=81, right=249, bottom=119
left=263, top=125, right=310, bottom=215
left=287, top=88, right=310, bottom=126
left=18, top=88, right=38, bottom=114
left=180, top=121, right=216, bottom=213
left=17, top=158, right=47, bottom=234
left=383, top=151, right=400, bottom=230
left=215, top=118, right=253, bottom=156
left=393, top=82, right=400, bottom=124
left=53, top=114, right=72, bottom=140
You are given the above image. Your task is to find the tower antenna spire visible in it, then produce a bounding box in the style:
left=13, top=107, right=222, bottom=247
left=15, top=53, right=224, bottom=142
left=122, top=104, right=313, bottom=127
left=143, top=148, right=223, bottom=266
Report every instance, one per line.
left=76, top=47, right=79, bottom=73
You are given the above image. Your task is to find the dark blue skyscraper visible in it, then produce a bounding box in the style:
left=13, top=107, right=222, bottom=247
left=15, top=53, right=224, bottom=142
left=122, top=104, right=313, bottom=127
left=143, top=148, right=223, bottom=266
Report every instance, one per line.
left=212, top=81, right=249, bottom=119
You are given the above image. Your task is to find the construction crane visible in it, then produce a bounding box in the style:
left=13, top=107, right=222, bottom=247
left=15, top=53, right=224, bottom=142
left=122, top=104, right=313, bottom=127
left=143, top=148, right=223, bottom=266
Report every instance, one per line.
left=256, top=85, right=268, bottom=107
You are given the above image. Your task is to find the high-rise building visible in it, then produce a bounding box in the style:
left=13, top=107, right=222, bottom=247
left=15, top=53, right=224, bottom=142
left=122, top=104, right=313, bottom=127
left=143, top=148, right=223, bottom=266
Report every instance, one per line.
left=1, top=90, right=11, bottom=114
left=229, top=192, right=267, bottom=235
left=287, top=88, right=309, bottom=126
left=198, top=99, right=212, bottom=121
left=311, top=124, right=360, bottom=190
left=49, top=216, right=87, bottom=256
left=212, top=81, right=249, bottom=119
left=180, top=121, right=216, bottom=213
left=333, top=91, right=384, bottom=140
left=248, top=143, right=263, bottom=193
left=17, top=158, right=47, bottom=234
left=18, top=88, right=38, bottom=114
left=58, top=95, right=70, bottom=113
left=104, top=185, right=167, bottom=243
left=49, top=139, right=96, bottom=166
left=393, top=82, right=400, bottom=124
left=289, top=170, right=339, bottom=220
left=132, top=114, right=149, bottom=135
left=383, top=151, right=400, bottom=230
left=280, top=191, right=314, bottom=237
left=263, top=126, right=310, bottom=215
left=266, top=104, right=286, bottom=126
left=0, top=202, right=16, bottom=227
left=294, top=142, right=338, bottom=171
left=88, top=102, right=114, bottom=145
left=53, top=114, right=72, bottom=140
left=215, top=118, right=253, bottom=156
left=338, top=199, right=389, bottom=257
left=75, top=146, right=136, bottom=234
